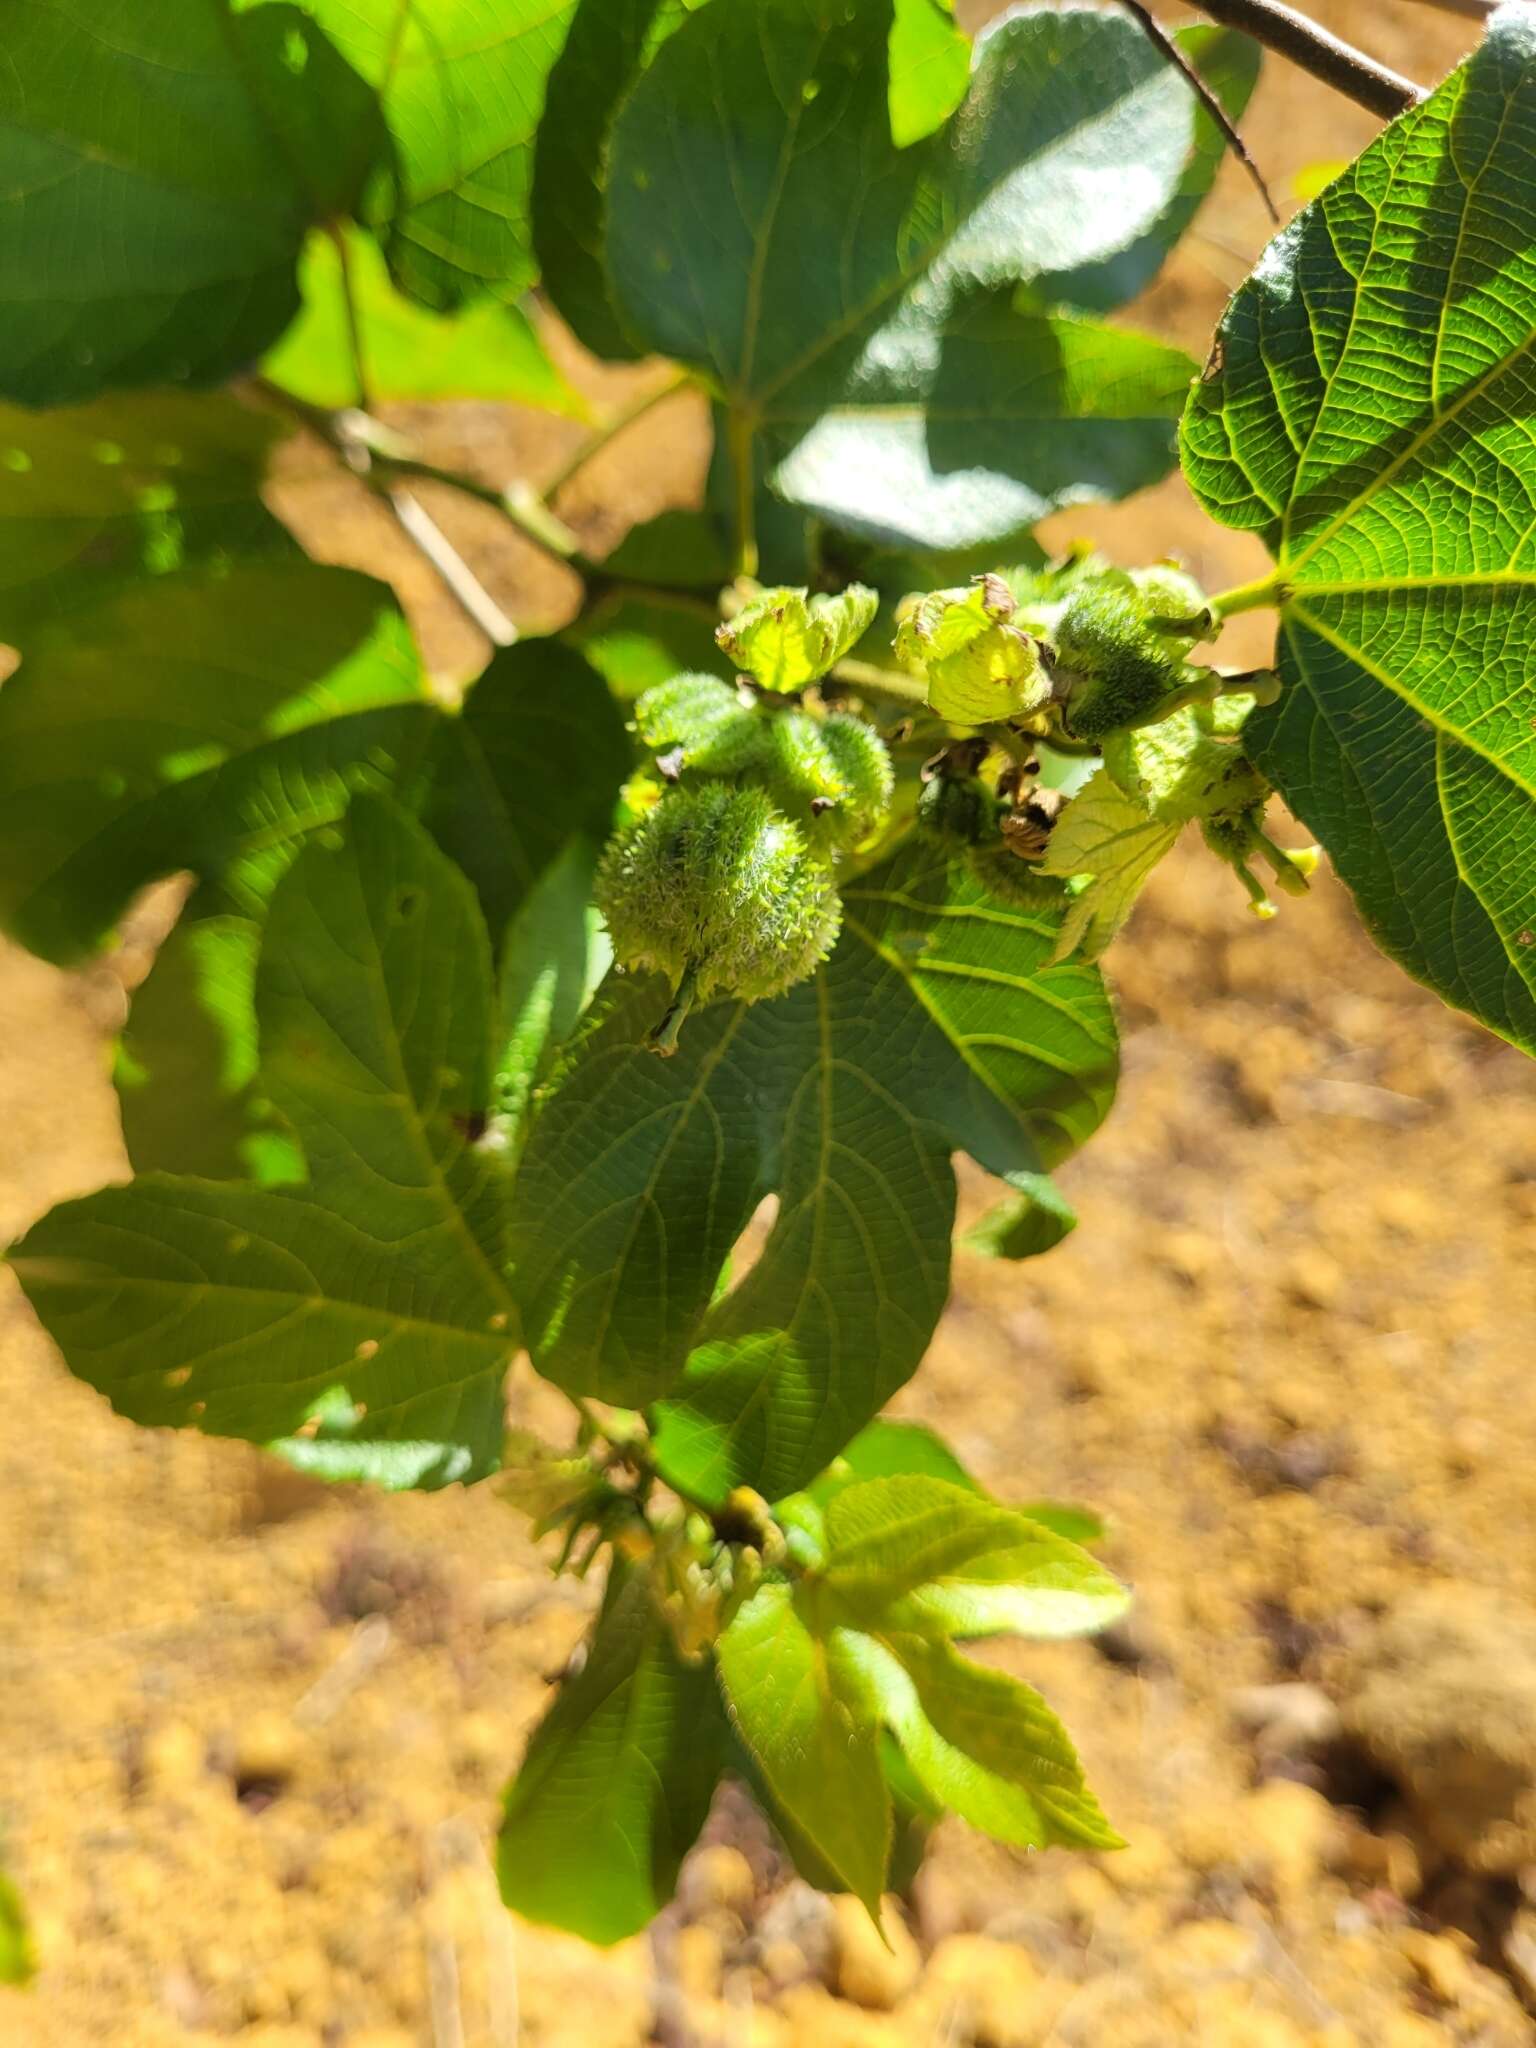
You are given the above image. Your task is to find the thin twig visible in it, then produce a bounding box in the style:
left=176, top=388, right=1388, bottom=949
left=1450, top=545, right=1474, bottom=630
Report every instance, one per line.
left=1193, top=0, right=1424, bottom=118
left=1120, top=1, right=1278, bottom=221
left=543, top=367, right=696, bottom=500
left=390, top=488, right=517, bottom=645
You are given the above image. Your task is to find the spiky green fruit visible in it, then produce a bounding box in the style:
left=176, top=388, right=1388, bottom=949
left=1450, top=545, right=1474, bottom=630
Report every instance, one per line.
left=1129, top=563, right=1214, bottom=658
left=634, top=672, right=764, bottom=777
left=816, top=713, right=894, bottom=845
left=1050, top=585, right=1189, bottom=741
left=595, top=783, right=842, bottom=1051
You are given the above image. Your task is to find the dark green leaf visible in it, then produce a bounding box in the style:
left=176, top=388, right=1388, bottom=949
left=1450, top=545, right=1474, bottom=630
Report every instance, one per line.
left=1038, top=26, right=1261, bottom=314
left=598, top=510, right=731, bottom=594
left=261, top=228, right=588, bottom=415
left=422, top=640, right=631, bottom=951
left=0, top=4, right=382, bottom=403
left=11, top=800, right=516, bottom=1485
left=1182, top=13, right=1536, bottom=1054
left=499, top=1571, right=726, bottom=1944
left=532, top=0, right=703, bottom=359
left=716, top=1581, right=890, bottom=1914
left=516, top=837, right=1116, bottom=1498
left=495, top=838, right=612, bottom=1132
left=307, top=0, right=577, bottom=309
left=565, top=587, right=727, bottom=699
left=768, top=300, right=1196, bottom=553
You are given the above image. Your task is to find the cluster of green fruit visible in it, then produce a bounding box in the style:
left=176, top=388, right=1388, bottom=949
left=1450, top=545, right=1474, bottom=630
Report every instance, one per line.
left=596, top=646, right=894, bottom=1052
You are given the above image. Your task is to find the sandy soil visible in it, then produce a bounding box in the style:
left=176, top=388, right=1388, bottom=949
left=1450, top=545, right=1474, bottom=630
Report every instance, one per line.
left=6, top=6, right=1536, bottom=2045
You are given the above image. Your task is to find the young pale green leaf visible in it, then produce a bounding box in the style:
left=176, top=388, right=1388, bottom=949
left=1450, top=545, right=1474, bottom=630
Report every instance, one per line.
left=895, top=578, right=1050, bottom=726
left=1037, top=25, right=1261, bottom=314
left=716, top=586, right=878, bottom=694
left=769, top=302, right=1196, bottom=555
left=809, top=1420, right=981, bottom=1504
left=1040, top=770, right=1180, bottom=965
left=822, top=1477, right=1127, bottom=1642
left=1182, top=11, right=1536, bottom=1056
left=10, top=801, right=517, bottom=1485
left=0, top=7, right=383, bottom=404
left=716, top=1582, right=891, bottom=1914
left=304, top=0, right=577, bottom=310
left=963, top=1172, right=1078, bottom=1261
left=515, top=835, right=1115, bottom=1495
left=836, top=1627, right=1121, bottom=1851
left=888, top=0, right=970, bottom=148
left=261, top=229, right=588, bottom=416
left=499, top=1571, right=726, bottom=1944
left=495, top=839, right=613, bottom=1132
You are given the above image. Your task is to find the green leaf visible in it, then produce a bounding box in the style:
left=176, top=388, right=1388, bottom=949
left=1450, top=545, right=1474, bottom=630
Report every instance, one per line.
left=531, top=0, right=704, bottom=359
left=0, top=1864, right=34, bottom=1988
left=716, top=585, right=878, bottom=693
left=515, top=837, right=1116, bottom=1495
left=609, top=0, right=1217, bottom=550
left=261, top=228, right=588, bottom=415
left=499, top=1570, right=726, bottom=1944
left=10, top=800, right=517, bottom=1485
left=769, top=301, right=1196, bottom=555
left=599, top=510, right=732, bottom=595
left=1182, top=13, right=1536, bottom=1055
left=495, top=838, right=612, bottom=1132
left=1038, top=25, right=1261, bottom=314
left=821, top=1476, right=1126, bottom=1642
left=565, top=587, right=727, bottom=700
left=1040, top=769, right=1180, bottom=965
left=0, top=560, right=426, bottom=963
left=837, top=1626, right=1120, bottom=1851
left=963, top=1172, right=1077, bottom=1261
left=809, top=1419, right=981, bottom=1502
left=422, top=641, right=631, bottom=953
left=306, top=0, right=577, bottom=309
left=0, top=5, right=384, bottom=403
left=888, top=0, right=970, bottom=150
left=716, top=1580, right=890, bottom=1914
left=0, top=392, right=293, bottom=642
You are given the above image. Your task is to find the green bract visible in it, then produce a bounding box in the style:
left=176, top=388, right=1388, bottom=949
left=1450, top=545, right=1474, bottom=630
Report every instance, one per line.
left=715, top=584, right=878, bottom=693
left=897, top=577, right=1052, bottom=726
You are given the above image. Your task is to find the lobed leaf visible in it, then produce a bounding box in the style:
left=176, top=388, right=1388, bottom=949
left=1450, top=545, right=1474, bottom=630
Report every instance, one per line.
left=1182, top=10, right=1536, bottom=1054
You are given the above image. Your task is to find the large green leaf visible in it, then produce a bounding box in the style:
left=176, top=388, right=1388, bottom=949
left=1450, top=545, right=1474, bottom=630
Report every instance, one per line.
left=608, top=0, right=1217, bottom=551
left=308, top=0, right=577, bottom=310
left=513, top=838, right=1116, bottom=1498
left=770, top=299, right=1196, bottom=557
left=10, top=799, right=517, bottom=1486
left=1037, top=24, right=1261, bottom=314
left=718, top=1475, right=1122, bottom=1899
left=1182, top=11, right=1536, bottom=1055
left=0, top=3, right=383, bottom=404
left=500, top=1571, right=727, bottom=1944
left=261, top=228, right=588, bottom=415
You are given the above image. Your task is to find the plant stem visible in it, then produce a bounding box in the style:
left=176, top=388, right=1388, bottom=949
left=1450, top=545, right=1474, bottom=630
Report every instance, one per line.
left=728, top=409, right=759, bottom=581
left=543, top=368, right=696, bottom=500
left=826, top=658, right=930, bottom=708
left=329, top=222, right=372, bottom=410
left=1210, top=571, right=1285, bottom=619
left=1192, top=0, right=1422, bottom=118
left=1119, top=2, right=1277, bottom=221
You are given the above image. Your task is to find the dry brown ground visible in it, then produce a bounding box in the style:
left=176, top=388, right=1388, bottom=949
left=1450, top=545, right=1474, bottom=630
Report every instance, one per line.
left=6, top=6, right=1536, bottom=2045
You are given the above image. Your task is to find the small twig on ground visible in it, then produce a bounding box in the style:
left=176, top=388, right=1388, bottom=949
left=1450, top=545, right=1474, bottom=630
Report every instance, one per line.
left=1120, top=1, right=1279, bottom=221
left=388, top=488, right=518, bottom=646
left=1192, top=0, right=1423, bottom=119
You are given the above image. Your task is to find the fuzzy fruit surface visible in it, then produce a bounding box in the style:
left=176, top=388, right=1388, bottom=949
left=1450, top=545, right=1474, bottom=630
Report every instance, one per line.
left=595, top=782, right=842, bottom=1004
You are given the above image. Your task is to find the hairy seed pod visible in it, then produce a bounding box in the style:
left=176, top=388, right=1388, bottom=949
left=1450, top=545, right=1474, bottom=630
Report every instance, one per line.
left=634, top=672, right=765, bottom=777
left=1051, top=586, right=1188, bottom=740
left=809, top=713, right=894, bottom=847
left=1129, top=563, right=1215, bottom=658
left=595, top=783, right=842, bottom=1051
